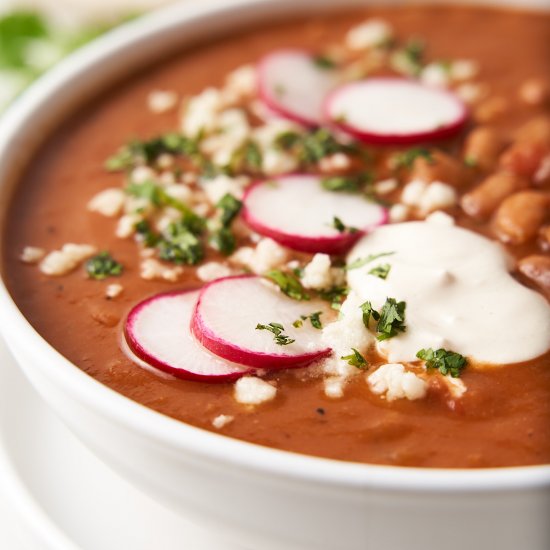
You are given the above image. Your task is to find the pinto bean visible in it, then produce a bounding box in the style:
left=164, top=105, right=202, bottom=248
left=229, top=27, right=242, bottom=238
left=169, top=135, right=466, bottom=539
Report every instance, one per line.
left=492, top=191, right=550, bottom=245
left=463, top=126, right=505, bottom=172
left=538, top=225, right=550, bottom=251
left=474, top=96, right=509, bottom=124
left=460, top=171, right=529, bottom=220
left=517, top=255, right=550, bottom=295
left=514, top=116, right=550, bottom=145
left=410, top=150, right=469, bottom=187
left=518, top=78, right=550, bottom=107
left=500, top=141, right=550, bottom=180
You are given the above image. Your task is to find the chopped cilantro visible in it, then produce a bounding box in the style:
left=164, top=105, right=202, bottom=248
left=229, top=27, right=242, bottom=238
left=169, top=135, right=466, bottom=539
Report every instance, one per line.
left=392, top=147, right=433, bottom=170
left=135, top=220, right=160, bottom=247
left=264, top=270, right=310, bottom=301
left=376, top=298, right=407, bottom=341
left=331, top=216, right=357, bottom=234
left=274, top=131, right=302, bottom=150
left=416, top=348, right=467, bottom=378
left=294, top=311, right=323, bottom=330
left=321, top=176, right=360, bottom=193
left=369, top=263, right=391, bottom=280
left=318, top=285, right=349, bottom=310
left=256, top=322, right=295, bottom=346
left=346, top=251, right=394, bottom=271
left=360, top=301, right=380, bottom=329
left=209, top=227, right=236, bottom=256
left=312, top=55, right=336, bottom=69
left=85, top=252, right=123, bottom=280
left=216, top=193, right=242, bottom=227
left=126, top=181, right=205, bottom=235
left=105, top=134, right=200, bottom=172
left=244, top=141, right=263, bottom=171
left=341, top=348, right=368, bottom=370
left=158, top=220, right=204, bottom=265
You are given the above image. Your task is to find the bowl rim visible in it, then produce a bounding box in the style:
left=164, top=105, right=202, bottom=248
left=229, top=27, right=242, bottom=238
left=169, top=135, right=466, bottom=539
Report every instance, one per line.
left=0, top=0, right=549, bottom=493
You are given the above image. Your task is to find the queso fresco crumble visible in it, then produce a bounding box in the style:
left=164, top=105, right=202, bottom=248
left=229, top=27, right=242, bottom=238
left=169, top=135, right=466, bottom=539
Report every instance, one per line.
left=10, top=5, right=550, bottom=467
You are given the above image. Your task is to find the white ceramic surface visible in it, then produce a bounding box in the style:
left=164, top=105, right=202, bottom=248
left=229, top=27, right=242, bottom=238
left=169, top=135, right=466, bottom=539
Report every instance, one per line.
left=0, top=1, right=549, bottom=550
left=0, top=335, right=241, bottom=550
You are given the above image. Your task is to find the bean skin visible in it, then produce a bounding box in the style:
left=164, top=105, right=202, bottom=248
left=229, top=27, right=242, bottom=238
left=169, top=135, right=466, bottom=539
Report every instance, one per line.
left=410, top=150, right=469, bottom=188
left=518, top=255, right=550, bottom=295
left=461, top=171, right=529, bottom=220
left=463, top=126, right=505, bottom=172
left=492, top=191, right=550, bottom=245
left=518, top=78, right=550, bottom=107
left=514, top=115, right=550, bottom=145
left=500, top=141, right=550, bottom=181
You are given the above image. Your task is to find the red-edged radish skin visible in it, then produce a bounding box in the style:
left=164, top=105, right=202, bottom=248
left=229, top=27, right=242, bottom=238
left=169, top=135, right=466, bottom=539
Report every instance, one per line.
left=242, top=174, right=388, bottom=254
left=125, top=290, right=251, bottom=382
left=192, top=275, right=332, bottom=369
left=324, top=78, right=468, bottom=145
left=258, top=49, right=338, bottom=127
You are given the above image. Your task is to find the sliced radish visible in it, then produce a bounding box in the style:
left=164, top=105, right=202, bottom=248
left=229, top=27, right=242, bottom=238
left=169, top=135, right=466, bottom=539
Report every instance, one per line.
left=242, top=174, right=388, bottom=254
left=192, top=275, right=332, bottom=369
left=125, top=290, right=251, bottom=382
left=324, top=78, right=467, bottom=145
left=258, top=49, right=338, bottom=127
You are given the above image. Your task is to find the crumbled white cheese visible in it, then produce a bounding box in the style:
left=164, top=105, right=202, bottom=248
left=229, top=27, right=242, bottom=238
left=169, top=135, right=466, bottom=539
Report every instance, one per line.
left=374, top=178, right=398, bottom=195
left=443, top=375, right=467, bottom=398
left=262, top=148, right=299, bottom=176
left=181, top=87, right=224, bottom=138
left=197, top=261, right=233, bottom=282
left=153, top=207, right=181, bottom=233
left=140, top=258, right=183, bottom=282
left=425, top=210, right=455, bottom=226
left=318, top=152, right=352, bottom=173
left=450, top=59, right=479, bottom=81
left=202, top=174, right=249, bottom=204
left=420, top=63, right=451, bottom=88
left=20, top=246, right=46, bottom=264
left=389, top=203, right=409, bottom=223
left=212, top=414, right=235, bottom=429
left=157, top=154, right=175, bottom=171
left=230, top=238, right=289, bottom=275
left=116, top=213, right=142, bottom=239
left=224, top=64, right=257, bottom=99
left=164, top=183, right=193, bottom=203
left=401, top=180, right=457, bottom=214
left=345, top=19, right=393, bottom=50
left=455, top=82, right=487, bottom=104
left=234, top=376, right=277, bottom=405
left=301, top=253, right=333, bottom=290
left=147, top=90, right=178, bottom=113
left=367, top=363, right=428, bottom=401
left=87, top=188, right=126, bottom=217
left=105, top=283, right=123, bottom=299
left=40, top=243, right=97, bottom=276
left=200, top=108, right=251, bottom=166
left=321, top=291, right=374, bottom=371
left=324, top=376, right=347, bottom=399
left=130, top=165, right=156, bottom=184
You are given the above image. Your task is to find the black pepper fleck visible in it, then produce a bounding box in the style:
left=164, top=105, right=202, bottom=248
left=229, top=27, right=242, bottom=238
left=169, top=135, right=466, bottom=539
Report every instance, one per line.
left=316, top=407, right=326, bottom=416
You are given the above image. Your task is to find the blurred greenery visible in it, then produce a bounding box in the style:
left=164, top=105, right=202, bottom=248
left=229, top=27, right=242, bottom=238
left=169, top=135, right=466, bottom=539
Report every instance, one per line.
left=0, top=10, right=136, bottom=112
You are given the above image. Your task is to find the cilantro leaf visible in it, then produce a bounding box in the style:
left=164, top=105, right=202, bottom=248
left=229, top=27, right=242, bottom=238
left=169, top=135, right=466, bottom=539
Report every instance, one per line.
left=216, top=193, right=242, bottom=227
left=265, top=270, right=310, bottom=301
left=318, top=285, right=349, bottom=310
left=158, top=220, right=204, bottom=265
left=331, top=216, right=357, bottom=234
left=416, top=348, right=467, bottom=378
left=368, top=263, right=391, bottom=280
left=360, top=301, right=380, bottom=329
left=312, top=55, right=336, bottom=70
left=256, top=322, right=295, bottom=346
left=341, top=348, right=368, bottom=370
left=376, top=298, right=407, bottom=341
left=85, top=251, right=123, bottom=280
left=346, top=251, right=394, bottom=271
left=392, top=147, right=433, bottom=171
left=209, top=227, right=236, bottom=256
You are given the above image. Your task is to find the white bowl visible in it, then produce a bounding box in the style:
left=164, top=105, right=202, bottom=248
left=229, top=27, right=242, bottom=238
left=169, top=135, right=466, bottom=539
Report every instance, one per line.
left=0, top=1, right=549, bottom=549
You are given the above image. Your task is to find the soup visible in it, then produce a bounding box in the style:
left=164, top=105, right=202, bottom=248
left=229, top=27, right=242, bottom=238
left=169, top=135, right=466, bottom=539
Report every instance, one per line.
left=3, top=4, right=550, bottom=468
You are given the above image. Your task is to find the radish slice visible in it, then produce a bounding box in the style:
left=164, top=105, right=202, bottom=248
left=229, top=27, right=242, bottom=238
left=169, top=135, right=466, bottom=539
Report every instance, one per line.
left=192, top=275, right=332, bottom=369
left=242, top=174, right=388, bottom=254
left=125, top=290, right=251, bottom=382
left=324, top=78, right=467, bottom=145
left=258, top=49, right=338, bottom=127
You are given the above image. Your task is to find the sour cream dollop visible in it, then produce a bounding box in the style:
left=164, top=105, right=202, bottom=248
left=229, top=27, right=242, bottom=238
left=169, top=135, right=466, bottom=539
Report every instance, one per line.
left=347, top=221, right=550, bottom=365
